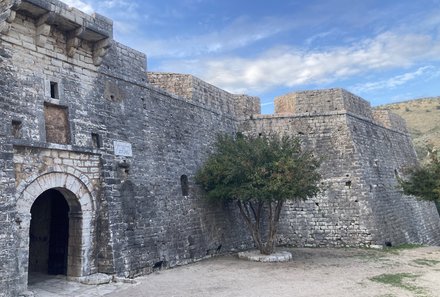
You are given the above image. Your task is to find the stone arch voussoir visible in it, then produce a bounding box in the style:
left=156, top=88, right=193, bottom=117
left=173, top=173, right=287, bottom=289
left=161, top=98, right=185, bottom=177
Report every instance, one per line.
left=16, top=170, right=97, bottom=286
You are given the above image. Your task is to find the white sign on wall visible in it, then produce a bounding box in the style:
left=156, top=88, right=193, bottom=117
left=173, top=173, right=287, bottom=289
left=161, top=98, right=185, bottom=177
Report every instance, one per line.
left=114, top=141, right=133, bottom=157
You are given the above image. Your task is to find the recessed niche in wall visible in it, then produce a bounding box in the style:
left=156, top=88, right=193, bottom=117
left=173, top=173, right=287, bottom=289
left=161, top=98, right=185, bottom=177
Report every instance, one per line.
left=180, top=175, right=189, bottom=196
left=44, top=103, right=70, bottom=144
left=91, top=133, right=101, bottom=148
left=50, top=81, right=59, bottom=99
left=11, top=120, right=22, bottom=138
left=104, top=80, right=123, bottom=102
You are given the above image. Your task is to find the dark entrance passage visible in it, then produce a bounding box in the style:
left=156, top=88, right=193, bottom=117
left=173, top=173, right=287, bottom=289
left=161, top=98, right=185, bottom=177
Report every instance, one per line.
left=29, top=189, right=70, bottom=275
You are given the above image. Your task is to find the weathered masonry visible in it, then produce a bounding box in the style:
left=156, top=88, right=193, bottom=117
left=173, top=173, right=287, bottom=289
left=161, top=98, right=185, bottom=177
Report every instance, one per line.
left=1, top=1, right=439, bottom=296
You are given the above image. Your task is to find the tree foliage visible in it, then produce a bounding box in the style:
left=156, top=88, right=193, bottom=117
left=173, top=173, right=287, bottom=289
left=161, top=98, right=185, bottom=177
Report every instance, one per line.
left=398, top=148, right=440, bottom=202
left=195, top=133, right=321, bottom=254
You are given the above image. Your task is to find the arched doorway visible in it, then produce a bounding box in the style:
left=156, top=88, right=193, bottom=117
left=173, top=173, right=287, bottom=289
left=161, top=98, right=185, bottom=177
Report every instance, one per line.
left=29, top=189, right=70, bottom=275
left=16, top=171, right=97, bottom=293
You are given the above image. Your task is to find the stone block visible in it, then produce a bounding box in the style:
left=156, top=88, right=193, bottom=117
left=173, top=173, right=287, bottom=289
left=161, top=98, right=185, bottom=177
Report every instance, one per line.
left=79, top=273, right=112, bottom=285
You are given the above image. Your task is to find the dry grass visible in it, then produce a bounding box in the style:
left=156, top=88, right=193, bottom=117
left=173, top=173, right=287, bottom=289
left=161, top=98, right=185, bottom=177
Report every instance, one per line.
left=376, top=97, right=440, bottom=162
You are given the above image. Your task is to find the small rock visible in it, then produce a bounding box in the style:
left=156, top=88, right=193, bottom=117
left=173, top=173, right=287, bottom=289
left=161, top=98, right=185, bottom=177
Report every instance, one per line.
left=113, top=276, right=137, bottom=284
left=79, top=273, right=112, bottom=285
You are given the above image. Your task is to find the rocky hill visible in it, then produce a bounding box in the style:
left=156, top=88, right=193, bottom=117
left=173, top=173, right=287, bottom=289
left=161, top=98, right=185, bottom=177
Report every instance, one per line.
left=376, top=97, right=440, bottom=162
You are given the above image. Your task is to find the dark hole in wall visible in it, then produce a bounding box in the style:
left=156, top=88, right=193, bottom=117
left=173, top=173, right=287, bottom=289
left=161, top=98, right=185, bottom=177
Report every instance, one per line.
left=29, top=189, right=69, bottom=275
left=180, top=175, right=189, bottom=196
left=12, top=120, right=22, bottom=138
left=91, top=133, right=101, bottom=148
left=50, top=82, right=59, bottom=99
left=121, top=181, right=136, bottom=231
left=345, top=181, right=352, bottom=188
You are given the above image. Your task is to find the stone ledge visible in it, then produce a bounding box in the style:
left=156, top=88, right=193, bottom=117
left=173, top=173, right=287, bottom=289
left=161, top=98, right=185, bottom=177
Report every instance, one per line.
left=238, top=250, right=292, bottom=262
left=71, top=273, right=112, bottom=285
left=12, top=139, right=101, bottom=155
left=18, top=291, right=34, bottom=297
left=113, top=277, right=137, bottom=284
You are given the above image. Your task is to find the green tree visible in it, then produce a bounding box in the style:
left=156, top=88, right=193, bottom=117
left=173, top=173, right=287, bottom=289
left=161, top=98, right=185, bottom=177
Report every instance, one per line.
left=195, top=133, right=321, bottom=255
left=398, top=148, right=440, bottom=202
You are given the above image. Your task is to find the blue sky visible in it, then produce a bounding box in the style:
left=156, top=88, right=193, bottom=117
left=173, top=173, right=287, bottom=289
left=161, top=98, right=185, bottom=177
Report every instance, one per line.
left=64, top=0, right=440, bottom=114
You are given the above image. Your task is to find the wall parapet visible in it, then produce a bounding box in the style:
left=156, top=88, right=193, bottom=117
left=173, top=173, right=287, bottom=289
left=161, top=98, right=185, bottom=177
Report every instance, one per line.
left=274, top=88, right=373, bottom=119
left=272, top=88, right=410, bottom=134
left=3, top=0, right=113, bottom=65
left=372, top=109, right=408, bottom=134
left=147, top=72, right=260, bottom=118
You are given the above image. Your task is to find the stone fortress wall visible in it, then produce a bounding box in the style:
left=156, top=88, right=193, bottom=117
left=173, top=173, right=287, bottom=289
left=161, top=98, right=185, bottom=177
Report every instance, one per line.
left=1, top=1, right=252, bottom=295
left=148, top=72, right=260, bottom=119
left=243, top=89, right=440, bottom=247
left=1, top=1, right=439, bottom=296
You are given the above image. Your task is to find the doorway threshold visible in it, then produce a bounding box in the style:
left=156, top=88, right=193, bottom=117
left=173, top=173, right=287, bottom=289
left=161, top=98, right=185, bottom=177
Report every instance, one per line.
left=26, top=273, right=127, bottom=297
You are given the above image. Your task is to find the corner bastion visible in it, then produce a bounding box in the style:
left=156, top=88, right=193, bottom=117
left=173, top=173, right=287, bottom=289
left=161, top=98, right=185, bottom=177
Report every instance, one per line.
left=243, top=88, right=440, bottom=248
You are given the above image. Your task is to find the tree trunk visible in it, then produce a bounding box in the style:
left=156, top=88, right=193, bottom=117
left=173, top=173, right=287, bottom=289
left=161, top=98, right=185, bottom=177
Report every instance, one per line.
left=237, top=200, right=284, bottom=255
left=237, top=200, right=263, bottom=252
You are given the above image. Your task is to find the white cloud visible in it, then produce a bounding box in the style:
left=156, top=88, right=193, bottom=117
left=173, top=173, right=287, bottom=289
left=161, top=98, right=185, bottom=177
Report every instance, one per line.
left=60, top=0, right=440, bottom=99
left=351, top=66, right=436, bottom=93
left=305, top=29, right=342, bottom=46
left=62, top=0, right=94, bottom=14
left=99, top=0, right=133, bottom=9
left=61, top=0, right=138, bottom=18
left=135, top=16, right=298, bottom=58
left=158, top=31, right=440, bottom=94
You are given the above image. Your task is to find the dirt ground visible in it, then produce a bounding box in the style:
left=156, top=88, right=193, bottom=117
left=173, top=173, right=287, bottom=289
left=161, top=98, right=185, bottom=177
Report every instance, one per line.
left=103, top=246, right=440, bottom=297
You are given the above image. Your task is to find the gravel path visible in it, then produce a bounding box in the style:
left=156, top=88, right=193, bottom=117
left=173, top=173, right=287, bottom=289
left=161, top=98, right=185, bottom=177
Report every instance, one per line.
left=30, top=246, right=440, bottom=297
left=104, top=246, right=440, bottom=297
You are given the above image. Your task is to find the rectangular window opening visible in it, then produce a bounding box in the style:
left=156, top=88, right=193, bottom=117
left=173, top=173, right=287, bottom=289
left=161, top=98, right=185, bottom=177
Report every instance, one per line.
left=12, top=120, right=22, bottom=138
left=50, top=81, right=59, bottom=99
left=91, top=133, right=101, bottom=148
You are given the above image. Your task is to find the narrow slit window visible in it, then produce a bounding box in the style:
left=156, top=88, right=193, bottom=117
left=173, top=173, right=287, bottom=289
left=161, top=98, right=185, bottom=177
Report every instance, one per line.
left=50, top=82, right=59, bottom=99
left=91, top=133, right=101, bottom=148
left=12, top=120, right=22, bottom=138
left=180, top=175, right=189, bottom=196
